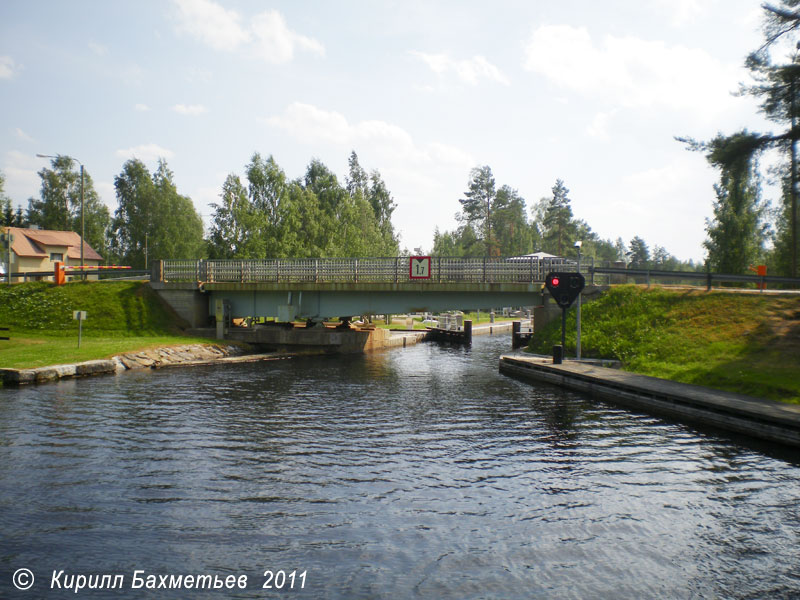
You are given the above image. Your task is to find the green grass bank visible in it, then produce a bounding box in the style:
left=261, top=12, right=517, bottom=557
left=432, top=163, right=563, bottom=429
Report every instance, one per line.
left=0, top=281, right=215, bottom=369
left=527, top=285, right=800, bottom=404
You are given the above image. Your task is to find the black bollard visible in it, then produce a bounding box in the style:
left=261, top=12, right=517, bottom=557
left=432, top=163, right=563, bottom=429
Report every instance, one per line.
left=553, top=344, right=563, bottom=365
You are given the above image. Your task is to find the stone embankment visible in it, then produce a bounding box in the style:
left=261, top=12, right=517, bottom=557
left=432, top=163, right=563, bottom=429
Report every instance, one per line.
left=0, top=344, right=273, bottom=386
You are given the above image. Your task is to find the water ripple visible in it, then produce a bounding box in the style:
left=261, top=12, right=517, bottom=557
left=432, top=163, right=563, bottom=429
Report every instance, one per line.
left=1, top=336, right=799, bottom=599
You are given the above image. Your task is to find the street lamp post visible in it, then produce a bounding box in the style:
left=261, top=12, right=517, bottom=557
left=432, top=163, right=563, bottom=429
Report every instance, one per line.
left=36, top=154, right=85, bottom=279
left=574, top=240, right=582, bottom=360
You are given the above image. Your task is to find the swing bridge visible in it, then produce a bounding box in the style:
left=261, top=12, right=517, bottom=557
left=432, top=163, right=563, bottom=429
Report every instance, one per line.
left=149, top=256, right=579, bottom=326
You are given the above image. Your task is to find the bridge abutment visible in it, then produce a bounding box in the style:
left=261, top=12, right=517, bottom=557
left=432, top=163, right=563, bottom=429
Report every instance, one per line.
left=151, top=283, right=209, bottom=329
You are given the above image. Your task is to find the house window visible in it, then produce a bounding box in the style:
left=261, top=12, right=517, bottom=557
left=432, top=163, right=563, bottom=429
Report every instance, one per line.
left=50, top=252, right=63, bottom=262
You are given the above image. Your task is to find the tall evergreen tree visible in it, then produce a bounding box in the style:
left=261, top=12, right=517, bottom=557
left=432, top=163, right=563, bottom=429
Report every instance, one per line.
left=614, top=237, right=628, bottom=261
left=702, top=133, right=769, bottom=273
left=491, top=185, right=532, bottom=256
left=0, top=170, right=12, bottom=226
left=459, top=165, right=497, bottom=256
left=679, top=1, right=800, bottom=276
left=540, top=179, right=576, bottom=256
left=628, top=236, right=650, bottom=268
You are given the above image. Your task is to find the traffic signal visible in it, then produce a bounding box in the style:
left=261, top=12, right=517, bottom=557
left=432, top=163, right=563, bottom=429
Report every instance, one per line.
left=545, top=271, right=585, bottom=309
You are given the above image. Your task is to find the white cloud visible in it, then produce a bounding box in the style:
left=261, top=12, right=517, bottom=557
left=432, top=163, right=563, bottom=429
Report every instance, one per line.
left=171, top=0, right=324, bottom=64
left=265, top=102, right=349, bottom=144
left=88, top=41, right=108, bottom=56
left=115, top=144, right=175, bottom=161
left=134, top=103, right=150, bottom=112
left=2, top=151, right=41, bottom=203
left=172, top=103, right=208, bottom=116
left=606, top=155, right=716, bottom=259
left=14, top=128, right=34, bottom=142
left=586, top=111, right=615, bottom=139
left=650, top=0, right=715, bottom=26
left=0, top=56, right=17, bottom=79
left=522, top=25, right=738, bottom=114
left=172, top=0, right=249, bottom=51
left=249, top=10, right=325, bottom=64
left=411, top=51, right=510, bottom=86
left=265, top=102, right=471, bottom=167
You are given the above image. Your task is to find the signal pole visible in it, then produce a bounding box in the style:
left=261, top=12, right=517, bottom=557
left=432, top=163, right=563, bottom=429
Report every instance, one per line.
left=575, top=240, right=582, bottom=359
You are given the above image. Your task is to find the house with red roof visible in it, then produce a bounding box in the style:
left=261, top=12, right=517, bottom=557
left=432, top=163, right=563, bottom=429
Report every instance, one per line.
left=3, top=227, right=102, bottom=282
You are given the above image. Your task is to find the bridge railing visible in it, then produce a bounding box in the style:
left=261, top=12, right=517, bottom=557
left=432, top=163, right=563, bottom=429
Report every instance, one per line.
left=158, top=257, right=581, bottom=284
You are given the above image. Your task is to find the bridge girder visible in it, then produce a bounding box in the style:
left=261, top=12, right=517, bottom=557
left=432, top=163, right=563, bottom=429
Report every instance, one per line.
left=203, top=282, right=542, bottom=320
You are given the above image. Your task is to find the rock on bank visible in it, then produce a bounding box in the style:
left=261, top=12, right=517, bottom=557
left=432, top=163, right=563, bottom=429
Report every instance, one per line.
left=1, top=344, right=249, bottom=386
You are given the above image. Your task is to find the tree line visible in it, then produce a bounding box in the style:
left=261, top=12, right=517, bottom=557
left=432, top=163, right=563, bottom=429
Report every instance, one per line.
left=432, top=166, right=698, bottom=270
left=206, top=151, right=398, bottom=259
left=0, top=151, right=399, bottom=269
left=1, top=155, right=697, bottom=272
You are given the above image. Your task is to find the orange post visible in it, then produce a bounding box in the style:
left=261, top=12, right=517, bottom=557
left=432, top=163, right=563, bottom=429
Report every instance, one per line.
left=749, top=264, right=767, bottom=290
left=54, top=261, right=66, bottom=285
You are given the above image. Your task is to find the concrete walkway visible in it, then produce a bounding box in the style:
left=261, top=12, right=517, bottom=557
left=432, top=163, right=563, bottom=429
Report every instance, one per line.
left=499, top=354, right=800, bottom=447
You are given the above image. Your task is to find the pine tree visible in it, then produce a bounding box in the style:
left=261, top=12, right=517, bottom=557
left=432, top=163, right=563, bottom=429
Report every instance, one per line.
left=628, top=236, right=650, bottom=268
left=702, top=133, right=769, bottom=273
left=459, top=166, right=496, bottom=256
left=540, top=179, right=575, bottom=256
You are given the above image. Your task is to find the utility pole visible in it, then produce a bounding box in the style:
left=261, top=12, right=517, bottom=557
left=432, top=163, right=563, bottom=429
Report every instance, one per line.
left=791, top=78, right=798, bottom=278
left=575, top=240, right=582, bottom=360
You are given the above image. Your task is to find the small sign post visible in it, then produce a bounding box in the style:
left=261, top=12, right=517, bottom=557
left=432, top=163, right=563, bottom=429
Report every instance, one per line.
left=73, top=310, right=87, bottom=348
left=1, top=232, right=13, bottom=285
left=409, top=256, right=431, bottom=280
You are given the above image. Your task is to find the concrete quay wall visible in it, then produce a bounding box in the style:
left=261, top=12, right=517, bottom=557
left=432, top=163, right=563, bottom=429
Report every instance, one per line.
left=500, top=354, right=800, bottom=448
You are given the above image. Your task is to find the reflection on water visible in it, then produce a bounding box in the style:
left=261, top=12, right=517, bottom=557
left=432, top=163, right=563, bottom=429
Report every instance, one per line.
left=1, top=336, right=799, bottom=598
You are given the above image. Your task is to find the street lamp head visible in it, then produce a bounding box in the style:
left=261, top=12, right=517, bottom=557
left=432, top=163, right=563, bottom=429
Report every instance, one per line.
left=36, top=153, right=82, bottom=166
left=574, top=240, right=583, bottom=249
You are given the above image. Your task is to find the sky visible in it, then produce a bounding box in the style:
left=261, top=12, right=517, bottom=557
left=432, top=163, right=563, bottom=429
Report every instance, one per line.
left=0, top=0, right=782, bottom=261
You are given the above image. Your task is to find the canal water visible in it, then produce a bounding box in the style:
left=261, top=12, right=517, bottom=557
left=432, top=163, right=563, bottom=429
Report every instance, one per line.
left=1, top=335, right=799, bottom=599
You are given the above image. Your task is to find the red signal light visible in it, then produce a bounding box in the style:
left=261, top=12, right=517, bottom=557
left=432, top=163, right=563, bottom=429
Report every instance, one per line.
left=551, top=276, right=560, bottom=286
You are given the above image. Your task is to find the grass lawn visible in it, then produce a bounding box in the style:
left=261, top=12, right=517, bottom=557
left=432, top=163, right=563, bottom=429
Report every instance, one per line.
left=0, top=334, right=218, bottom=370
left=0, top=280, right=219, bottom=371
left=528, top=285, right=800, bottom=404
